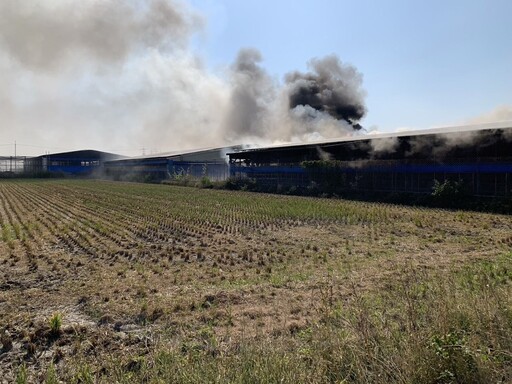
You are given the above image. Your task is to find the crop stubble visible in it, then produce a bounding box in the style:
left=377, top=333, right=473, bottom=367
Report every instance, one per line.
left=0, top=179, right=510, bottom=381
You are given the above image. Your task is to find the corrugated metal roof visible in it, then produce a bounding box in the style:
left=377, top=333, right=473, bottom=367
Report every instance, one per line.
left=228, top=121, right=512, bottom=154
left=40, top=149, right=125, bottom=160
left=114, top=145, right=244, bottom=161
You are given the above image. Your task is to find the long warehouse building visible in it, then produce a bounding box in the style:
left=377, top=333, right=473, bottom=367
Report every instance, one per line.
left=227, top=122, right=512, bottom=197
left=104, top=146, right=242, bottom=182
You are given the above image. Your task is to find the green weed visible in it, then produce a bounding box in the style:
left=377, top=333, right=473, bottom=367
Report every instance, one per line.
left=49, top=313, right=62, bottom=335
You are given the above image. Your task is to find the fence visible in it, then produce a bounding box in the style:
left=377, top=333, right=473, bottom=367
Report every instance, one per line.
left=229, top=160, right=512, bottom=196
left=168, top=161, right=229, bottom=182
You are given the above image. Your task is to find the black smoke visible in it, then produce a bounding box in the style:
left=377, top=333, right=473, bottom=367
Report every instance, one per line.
left=285, top=55, right=366, bottom=129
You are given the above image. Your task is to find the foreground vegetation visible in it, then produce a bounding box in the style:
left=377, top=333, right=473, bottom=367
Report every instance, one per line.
left=0, top=179, right=510, bottom=383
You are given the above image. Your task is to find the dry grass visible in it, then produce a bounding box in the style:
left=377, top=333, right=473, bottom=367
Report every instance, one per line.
left=0, top=179, right=510, bottom=383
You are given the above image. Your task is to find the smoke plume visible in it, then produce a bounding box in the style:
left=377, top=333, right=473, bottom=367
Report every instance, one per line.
left=285, top=55, right=366, bottom=129
left=0, top=1, right=367, bottom=156
left=224, top=49, right=276, bottom=141
left=465, top=105, right=512, bottom=125
left=0, top=0, right=199, bottom=71
left=370, top=137, right=399, bottom=157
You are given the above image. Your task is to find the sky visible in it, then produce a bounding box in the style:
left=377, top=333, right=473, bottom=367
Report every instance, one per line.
left=191, top=0, right=512, bottom=129
left=1, top=0, right=511, bottom=156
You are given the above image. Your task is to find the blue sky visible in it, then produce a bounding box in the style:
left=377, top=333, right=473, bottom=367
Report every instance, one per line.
left=191, top=0, right=512, bottom=131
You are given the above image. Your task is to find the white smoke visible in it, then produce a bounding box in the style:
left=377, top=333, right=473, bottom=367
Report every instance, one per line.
left=369, top=136, right=399, bottom=157
left=0, top=0, right=199, bottom=71
left=465, top=105, right=512, bottom=125
left=0, top=0, right=365, bottom=157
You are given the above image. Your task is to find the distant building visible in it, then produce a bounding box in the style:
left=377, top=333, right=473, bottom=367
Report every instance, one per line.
left=6, top=122, right=512, bottom=198
left=228, top=122, right=512, bottom=197
left=24, top=150, right=123, bottom=176
left=104, top=146, right=242, bottom=182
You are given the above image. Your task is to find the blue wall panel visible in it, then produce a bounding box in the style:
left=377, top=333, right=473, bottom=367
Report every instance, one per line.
left=231, top=163, right=512, bottom=176
left=47, top=165, right=97, bottom=174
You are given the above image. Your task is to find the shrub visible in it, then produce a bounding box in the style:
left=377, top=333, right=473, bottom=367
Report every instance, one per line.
left=431, top=179, right=465, bottom=200
left=200, top=176, right=213, bottom=189
left=224, top=177, right=257, bottom=191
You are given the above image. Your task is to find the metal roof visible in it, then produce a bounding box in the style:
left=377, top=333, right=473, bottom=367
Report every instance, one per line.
left=227, top=121, right=512, bottom=155
left=37, top=149, right=125, bottom=160
left=110, top=145, right=244, bottom=162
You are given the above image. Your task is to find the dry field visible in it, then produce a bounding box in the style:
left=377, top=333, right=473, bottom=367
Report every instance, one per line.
left=0, top=179, right=510, bottom=383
